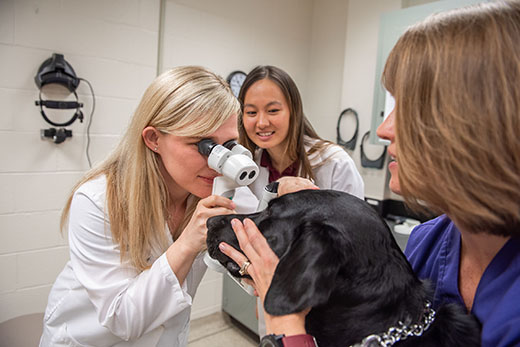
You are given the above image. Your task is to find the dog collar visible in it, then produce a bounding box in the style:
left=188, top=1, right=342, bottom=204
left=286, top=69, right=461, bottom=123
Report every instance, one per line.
left=349, top=301, right=436, bottom=347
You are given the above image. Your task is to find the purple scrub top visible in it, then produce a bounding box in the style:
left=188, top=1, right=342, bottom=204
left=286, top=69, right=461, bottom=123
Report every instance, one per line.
left=405, top=215, right=520, bottom=346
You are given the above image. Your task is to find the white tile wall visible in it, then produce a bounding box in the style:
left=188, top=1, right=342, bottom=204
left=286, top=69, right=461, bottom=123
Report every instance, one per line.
left=0, top=211, right=65, bottom=254
left=14, top=1, right=157, bottom=67
left=0, top=88, right=46, bottom=131
left=0, top=255, right=17, bottom=293
left=0, top=0, right=160, bottom=324
left=0, top=0, right=15, bottom=45
left=0, top=285, right=53, bottom=322
left=17, top=247, right=70, bottom=289
left=0, top=174, right=18, bottom=214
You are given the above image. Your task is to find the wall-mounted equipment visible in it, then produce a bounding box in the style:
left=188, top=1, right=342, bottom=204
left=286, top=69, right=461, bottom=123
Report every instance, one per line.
left=360, top=131, right=387, bottom=169
left=35, top=53, right=83, bottom=143
left=336, top=108, right=359, bottom=151
left=34, top=53, right=96, bottom=166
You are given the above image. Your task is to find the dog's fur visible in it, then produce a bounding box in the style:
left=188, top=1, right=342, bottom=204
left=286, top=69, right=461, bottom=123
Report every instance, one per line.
left=206, top=190, right=480, bottom=346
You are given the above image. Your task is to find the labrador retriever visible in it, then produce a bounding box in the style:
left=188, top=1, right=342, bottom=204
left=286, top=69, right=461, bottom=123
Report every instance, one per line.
left=206, top=189, right=480, bottom=346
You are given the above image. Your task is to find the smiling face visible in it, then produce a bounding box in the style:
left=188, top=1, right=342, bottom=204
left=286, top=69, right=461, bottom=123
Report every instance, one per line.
left=376, top=109, right=400, bottom=195
left=156, top=114, right=239, bottom=198
left=242, top=79, right=291, bottom=155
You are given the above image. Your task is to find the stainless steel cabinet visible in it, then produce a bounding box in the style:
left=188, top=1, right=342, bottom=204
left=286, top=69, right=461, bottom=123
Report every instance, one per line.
left=222, top=275, right=258, bottom=335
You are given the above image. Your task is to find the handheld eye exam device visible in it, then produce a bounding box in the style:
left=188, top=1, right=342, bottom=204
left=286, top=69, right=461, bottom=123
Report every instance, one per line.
left=197, top=139, right=258, bottom=198
left=198, top=139, right=260, bottom=295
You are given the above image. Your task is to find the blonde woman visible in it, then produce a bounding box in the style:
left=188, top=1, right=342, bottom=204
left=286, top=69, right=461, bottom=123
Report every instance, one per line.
left=222, top=2, right=520, bottom=346
left=40, top=66, right=242, bottom=347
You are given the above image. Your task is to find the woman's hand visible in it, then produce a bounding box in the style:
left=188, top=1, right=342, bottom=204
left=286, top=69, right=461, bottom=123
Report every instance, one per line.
left=219, top=218, right=278, bottom=301
left=277, top=177, right=319, bottom=196
left=219, top=218, right=309, bottom=335
left=178, top=195, right=236, bottom=255
left=167, top=195, right=236, bottom=285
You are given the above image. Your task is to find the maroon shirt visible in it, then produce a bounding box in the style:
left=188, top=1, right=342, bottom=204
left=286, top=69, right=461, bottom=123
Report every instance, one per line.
left=260, top=150, right=299, bottom=183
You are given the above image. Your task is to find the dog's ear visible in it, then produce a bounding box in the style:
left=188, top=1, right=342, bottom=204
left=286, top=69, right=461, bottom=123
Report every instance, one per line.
left=263, top=222, right=345, bottom=315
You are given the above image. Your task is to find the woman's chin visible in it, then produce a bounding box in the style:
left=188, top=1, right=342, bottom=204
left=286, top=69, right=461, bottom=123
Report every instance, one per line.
left=192, top=187, right=212, bottom=199
left=389, top=178, right=401, bottom=196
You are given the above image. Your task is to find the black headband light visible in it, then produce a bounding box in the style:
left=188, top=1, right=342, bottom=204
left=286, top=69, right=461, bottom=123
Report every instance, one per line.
left=35, top=90, right=83, bottom=127
left=34, top=53, right=80, bottom=92
left=34, top=53, right=83, bottom=144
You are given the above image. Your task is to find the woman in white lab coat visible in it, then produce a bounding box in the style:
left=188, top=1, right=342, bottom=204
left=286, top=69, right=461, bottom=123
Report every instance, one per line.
left=237, top=65, right=364, bottom=337
left=238, top=65, right=364, bottom=202
left=40, top=66, right=241, bottom=347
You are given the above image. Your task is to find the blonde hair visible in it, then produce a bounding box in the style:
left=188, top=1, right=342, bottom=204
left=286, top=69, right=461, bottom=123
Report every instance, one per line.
left=61, top=66, right=240, bottom=271
left=238, top=65, right=334, bottom=180
left=383, top=1, right=520, bottom=236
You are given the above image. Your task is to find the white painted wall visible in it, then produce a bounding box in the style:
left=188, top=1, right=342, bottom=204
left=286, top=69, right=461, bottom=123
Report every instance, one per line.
left=304, top=0, right=350, bottom=141
left=340, top=0, right=402, bottom=201
left=161, top=0, right=314, bottom=98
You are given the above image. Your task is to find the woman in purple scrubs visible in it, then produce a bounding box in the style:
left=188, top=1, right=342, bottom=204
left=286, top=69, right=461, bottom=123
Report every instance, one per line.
left=375, top=1, right=520, bottom=344
left=220, top=1, right=520, bottom=346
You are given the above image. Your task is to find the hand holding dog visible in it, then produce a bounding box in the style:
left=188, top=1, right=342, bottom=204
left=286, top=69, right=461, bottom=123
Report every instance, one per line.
left=220, top=218, right=278, bottom=300
left=277, top=177, right=319, bottom=196
left=219, top=218, right=309, bottom=336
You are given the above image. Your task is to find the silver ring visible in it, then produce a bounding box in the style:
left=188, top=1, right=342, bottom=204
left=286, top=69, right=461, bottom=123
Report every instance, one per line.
left=239, top=260, right=251, bottom=276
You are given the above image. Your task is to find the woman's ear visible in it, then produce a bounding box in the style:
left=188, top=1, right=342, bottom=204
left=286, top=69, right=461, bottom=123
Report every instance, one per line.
left=142, top=126, right=161, bottom=153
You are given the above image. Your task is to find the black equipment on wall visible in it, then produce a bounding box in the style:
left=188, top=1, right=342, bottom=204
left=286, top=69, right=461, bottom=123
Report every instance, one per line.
left=360, top=131, right=387, bottom=169
left=40, top=128, right=73, bottom=145
left=35, top=90, right=83, bottom=127
left=35, top=53, right=83, bottom=144
left=35, top=53, right=80, bottom=92
left=34, top=53, right=96, bottom=166
left=336, top=108, right=359, bottom=151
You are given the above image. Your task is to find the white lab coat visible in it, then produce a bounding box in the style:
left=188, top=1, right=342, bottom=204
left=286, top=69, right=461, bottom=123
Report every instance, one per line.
left=252, top=138, right=365, bottom=337
left=40, top=176, right=207, bottom=347
left=249, top=137, right=365, bottom=200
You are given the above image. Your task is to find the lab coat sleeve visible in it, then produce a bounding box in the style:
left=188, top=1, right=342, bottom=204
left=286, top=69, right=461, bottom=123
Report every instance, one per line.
left=329, top=153, right=365, bottom=199
left=233, top=186, right=260, bottom=214
left=313, top=147, right=365, bottom=199
left=68, top=188, right=193, bottom=341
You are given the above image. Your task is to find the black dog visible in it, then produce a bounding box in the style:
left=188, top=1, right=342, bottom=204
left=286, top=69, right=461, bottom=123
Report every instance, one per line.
left=206, top=190, right=480, bottom=346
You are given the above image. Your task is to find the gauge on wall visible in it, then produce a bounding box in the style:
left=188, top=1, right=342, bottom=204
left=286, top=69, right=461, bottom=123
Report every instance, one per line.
left=226, top=70, right=247, bottom=98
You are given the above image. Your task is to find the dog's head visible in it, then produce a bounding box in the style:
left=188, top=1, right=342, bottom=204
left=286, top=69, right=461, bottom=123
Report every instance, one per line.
left=206, top=189, right=399, bottom=316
